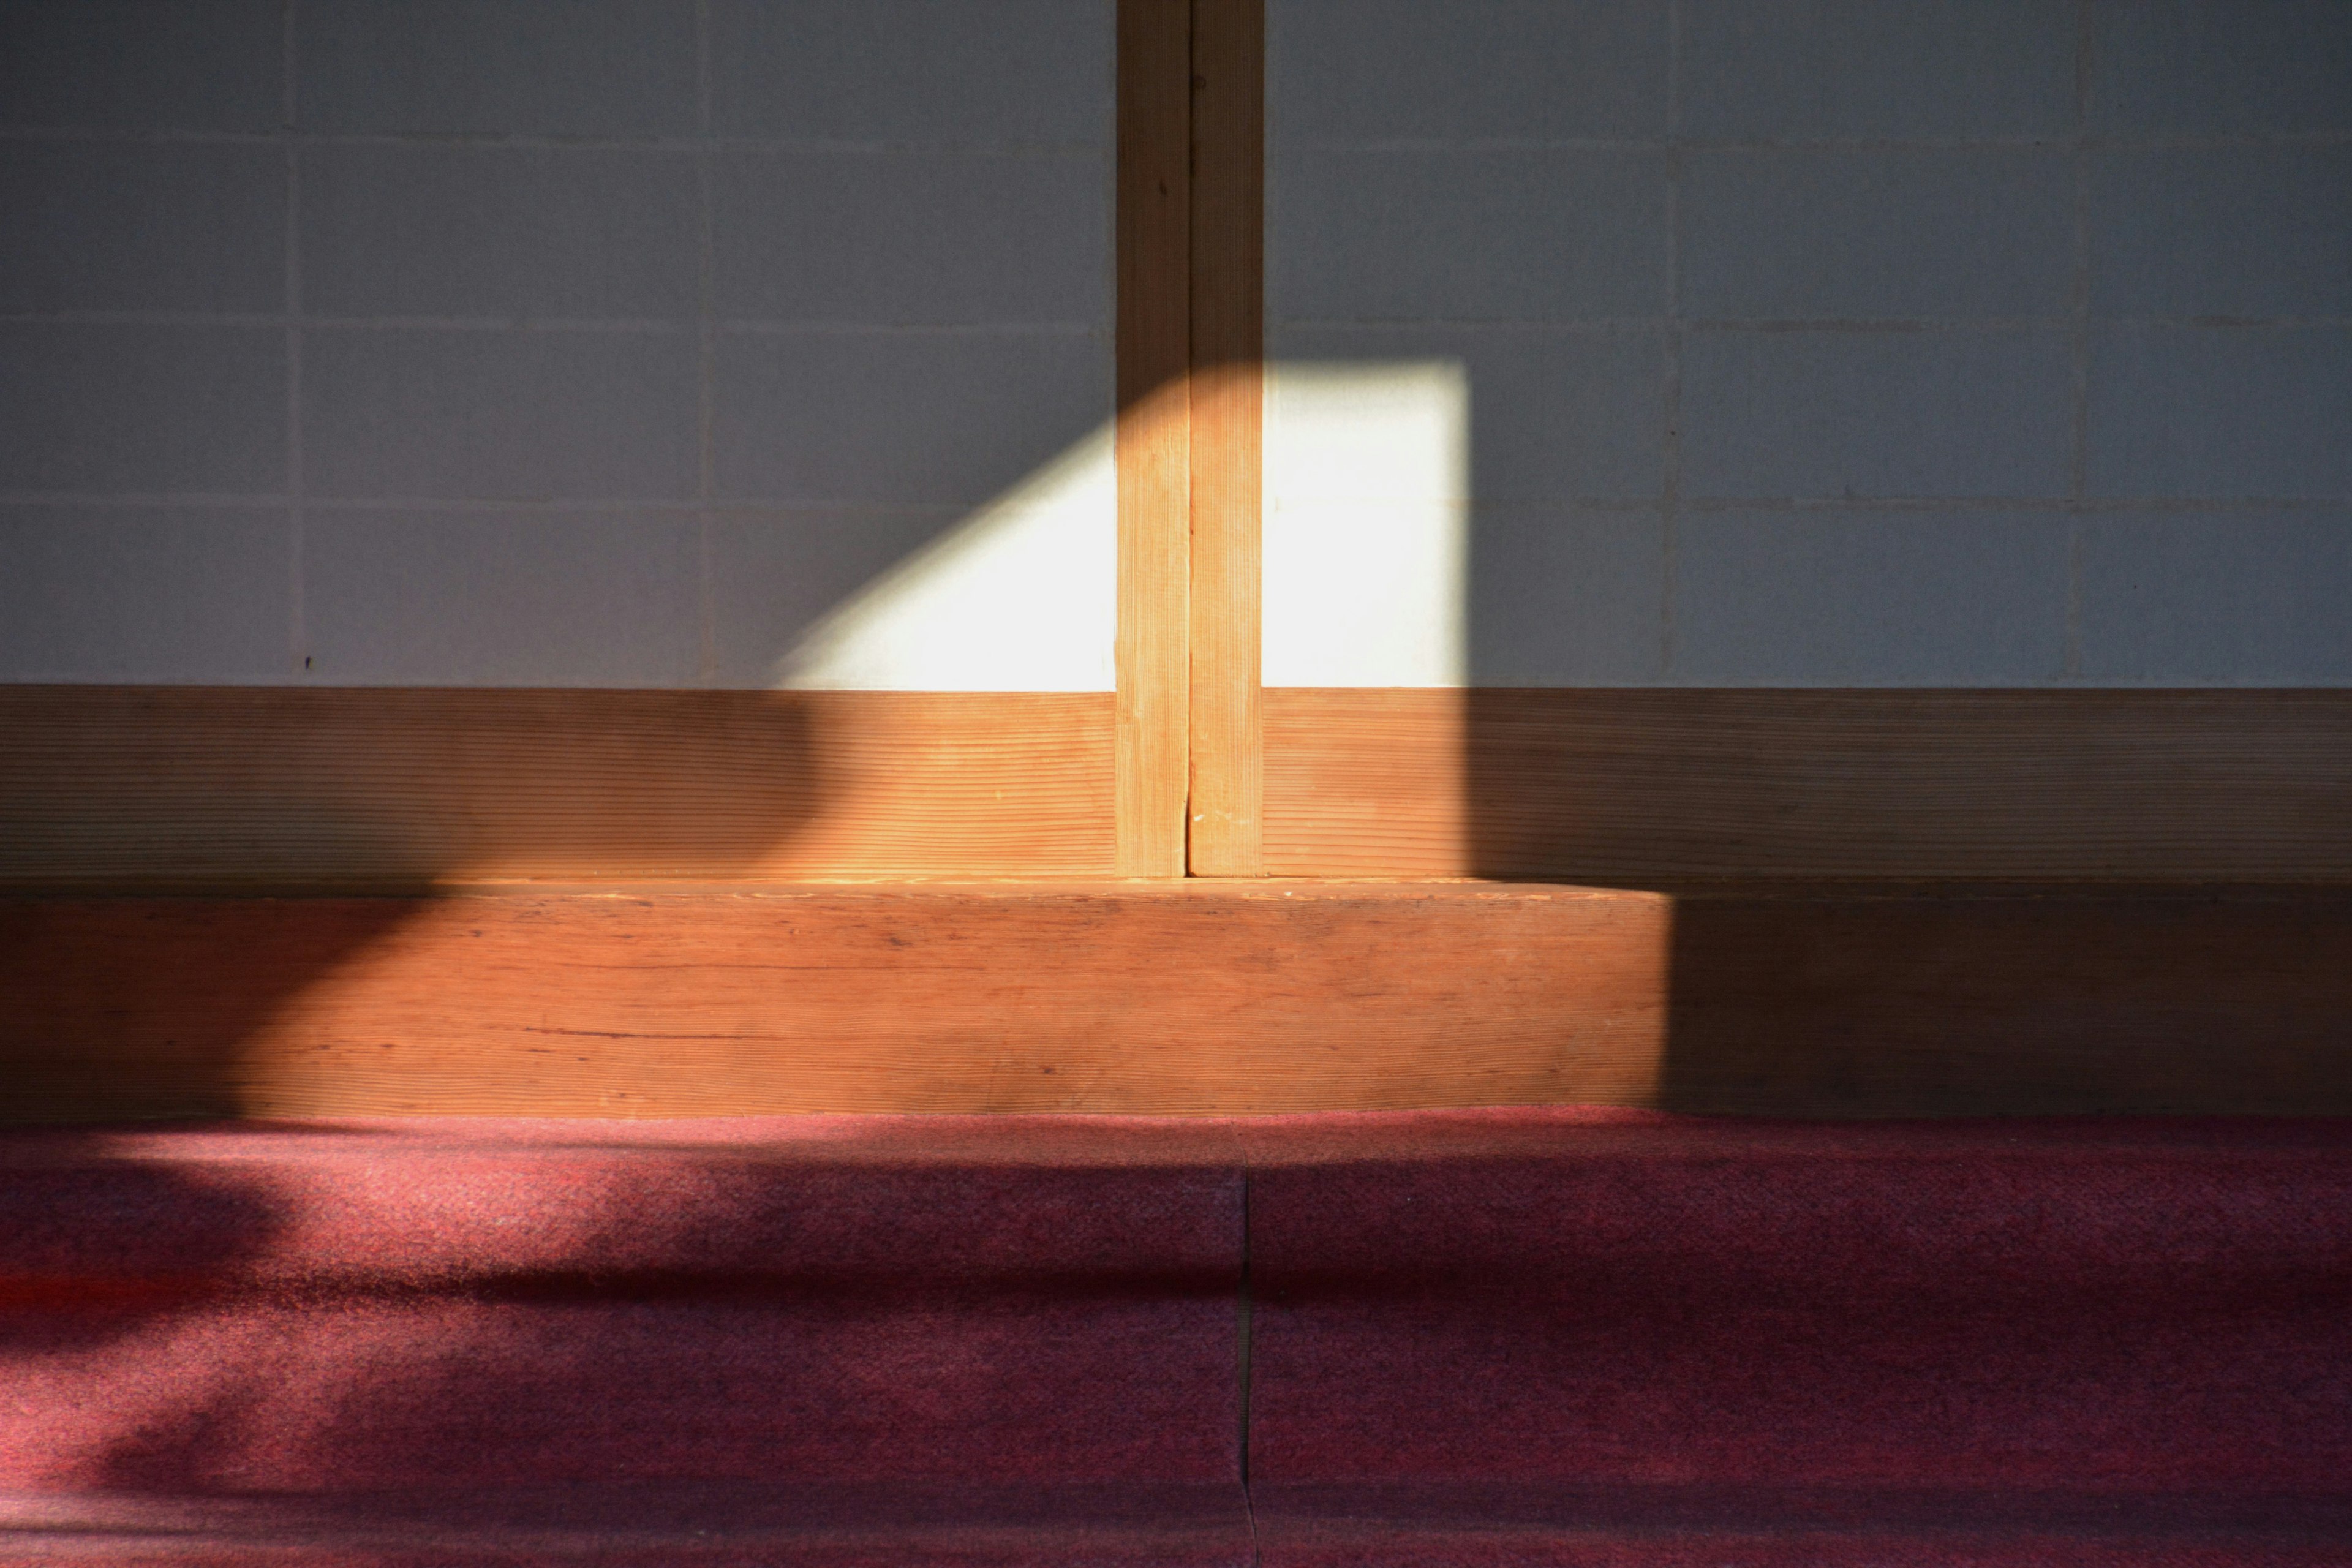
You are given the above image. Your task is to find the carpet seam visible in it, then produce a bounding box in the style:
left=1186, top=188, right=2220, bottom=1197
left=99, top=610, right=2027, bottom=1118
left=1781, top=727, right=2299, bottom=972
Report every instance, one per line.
left=1240, top=1159, right=1259, bottom=1566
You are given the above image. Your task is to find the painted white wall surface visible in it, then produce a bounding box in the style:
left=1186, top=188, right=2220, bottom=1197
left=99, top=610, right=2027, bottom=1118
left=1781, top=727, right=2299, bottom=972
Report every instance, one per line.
left=5, top=1, right=2346, bottom=692
left=1262, top=361, right=1468, bottom=687
left=772, top=428, right=1115, bottom=691
left=0, top=0, right=1117, bottom=689
left=1267, top=0, right=2352, bottom=688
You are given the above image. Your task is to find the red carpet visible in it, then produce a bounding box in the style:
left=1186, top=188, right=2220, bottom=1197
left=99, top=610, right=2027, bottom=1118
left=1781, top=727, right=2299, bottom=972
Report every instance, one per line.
left=1242, top=1112, right=2352, bottom=1565
left=2, top=1112, right=2346, bottom=1563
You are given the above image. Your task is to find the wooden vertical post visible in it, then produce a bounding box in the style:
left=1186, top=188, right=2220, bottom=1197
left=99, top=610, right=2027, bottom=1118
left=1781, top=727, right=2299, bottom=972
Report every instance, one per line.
left=1186, top=0, right=1265, bottom=876
left=1115, top=0, right=1194, bottom=877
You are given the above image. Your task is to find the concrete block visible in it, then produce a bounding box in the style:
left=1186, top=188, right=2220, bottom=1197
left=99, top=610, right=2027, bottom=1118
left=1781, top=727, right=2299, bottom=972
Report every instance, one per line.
left=303, top=510, right=701, bottom=685
left=1466, top=506, right=1667, bottom=684
left=303, top=329, right=698, bottom=501
left=302, top=146, right=698, bottom=321
left=1681, top=149, right=2072, bottom=320
left=710, top=0, right=1110, bottom=143
left=1681, top=0, right=2074, bottom=140
left=0, top=507, right=287, bottom=682
left=714, top=331, right=1110, bottom=505
left=0, top=142, right=284, bottom=314
left=1673, top=508, right=2070, bottom=684
left=0, top=0, right=281, bottom=132
left=1272, top=149, right=1667, bottom=322
left=715, top=152, right=1106, bottom=326
left=1681, top=329, right=2072, bottom=498
left=2093, top=149, right=2352, bottom=320
left=1272, top=0, right=1668, bottom=143
left=1270, top=325, right=1664, bottom=501
left=296, top=0, right=697, bottom=137
left=0, top=324, right=285, bottom=496
left=2080, top=510, right=2352, bottom=683
left=2093, top=0, right=2352, bottom=135
left=2090, top=327, right=2352, bottom=499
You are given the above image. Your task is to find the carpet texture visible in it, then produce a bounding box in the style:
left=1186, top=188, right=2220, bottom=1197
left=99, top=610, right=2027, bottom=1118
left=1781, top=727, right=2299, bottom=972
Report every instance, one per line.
left=2, top=1112, right=2348, bottom=1563
left=1242, top=1111, right=2352, bottom=1565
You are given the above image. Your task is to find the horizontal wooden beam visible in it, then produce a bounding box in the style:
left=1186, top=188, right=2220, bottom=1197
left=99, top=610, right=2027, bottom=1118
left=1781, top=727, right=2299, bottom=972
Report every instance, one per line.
left=1265, top=687, right=2352, bottom=881
left=8, top=881, right=2350, bottom=1121
left=17, top=686, right=2350, bottom=890
left=0, top=687, right=1112, bottom=886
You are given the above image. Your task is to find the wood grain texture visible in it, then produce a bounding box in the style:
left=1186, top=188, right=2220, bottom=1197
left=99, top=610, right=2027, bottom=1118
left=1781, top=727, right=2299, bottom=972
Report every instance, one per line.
left=1265, top=687, right=2352, bottom=881
left=0, top=687, right=1113, bottom=886
left=1185, top=0, right=1265, bottom=877
left=7, top=881, right=2349, bottom=1121
left=1115, top=0, right=1193, bottom=877
left=1657, top=885, right=2352, bottom=1117
left=1, top=883, right=1665, bottom=1120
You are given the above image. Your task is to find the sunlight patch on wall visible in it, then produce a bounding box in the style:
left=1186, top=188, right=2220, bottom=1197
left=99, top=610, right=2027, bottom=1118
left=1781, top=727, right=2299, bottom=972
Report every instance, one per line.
left=1264, top=360, right=1470, bottom=687
left=771, top=428, right=1117, bottom=692
left=763, top=358, right=1464, bottom=692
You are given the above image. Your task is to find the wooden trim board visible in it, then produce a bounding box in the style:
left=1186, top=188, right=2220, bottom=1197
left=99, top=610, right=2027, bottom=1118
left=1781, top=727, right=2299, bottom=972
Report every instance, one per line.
left=1185, top=0, right=1266, bottom=877
left=10, top=686, right=2352, bottom=889
left=1115, top=0, right=1194, bottom=877
left=8, top=880, right=2350, bottom=1120
left=0, top=687, right=1114, bottom=886
left=1265, top=687, right=2352, bottom=882
left=1117, top=0, right=1265, bottom=878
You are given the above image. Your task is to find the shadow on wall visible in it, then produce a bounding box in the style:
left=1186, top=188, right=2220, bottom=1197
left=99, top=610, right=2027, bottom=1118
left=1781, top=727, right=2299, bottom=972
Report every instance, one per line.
left=0, top=353, right=1933, bottom=1125
left=17, top=350, right=2352, bottom=1126
left=1270, top=345, right=2352, bottom=1117
left=9, top=349, right=1467, bottom=1121
left=10, top=351, right=1646, bottom=1127
left=2, top=348, right=1145, bottom=1120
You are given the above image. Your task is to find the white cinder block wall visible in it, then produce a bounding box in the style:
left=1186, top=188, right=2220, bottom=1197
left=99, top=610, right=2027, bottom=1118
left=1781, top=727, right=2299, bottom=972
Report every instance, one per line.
left=1267, top=0, right=2352, bottom=687
left=6, top=1, right=2346, bottom=691
left=0, top=0, right=1115, bottom=688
